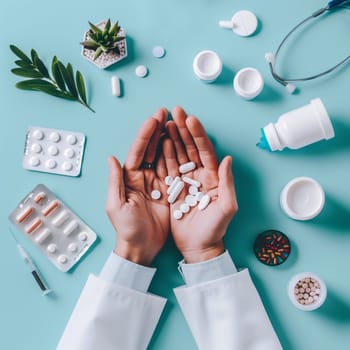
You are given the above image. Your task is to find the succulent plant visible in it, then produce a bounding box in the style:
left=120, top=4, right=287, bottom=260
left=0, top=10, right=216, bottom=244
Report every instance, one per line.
left=81, top=19, right=125, bottom=60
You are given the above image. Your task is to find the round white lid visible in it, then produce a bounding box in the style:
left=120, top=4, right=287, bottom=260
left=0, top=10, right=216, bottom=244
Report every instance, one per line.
left=280, top=177, right=325, bottom=221
left=193, top=50, right=222, bottom=81
left=232, top=10, right=258, bottom=37
left=233, top=67, right=264, bottom=100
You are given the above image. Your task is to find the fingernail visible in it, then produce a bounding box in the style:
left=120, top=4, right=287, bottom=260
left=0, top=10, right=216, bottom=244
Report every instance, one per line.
left=107, top=156, right=113, bottom=168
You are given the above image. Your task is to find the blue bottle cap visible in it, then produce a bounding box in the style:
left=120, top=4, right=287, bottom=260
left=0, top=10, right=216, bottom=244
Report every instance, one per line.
left=256, top=128, right=271, bottom=151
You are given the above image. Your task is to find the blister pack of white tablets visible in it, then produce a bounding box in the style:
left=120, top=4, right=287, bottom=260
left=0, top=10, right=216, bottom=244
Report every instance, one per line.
left=8, top=184, right=97, bottom=272
left=23, top=126, right=86, bottom=177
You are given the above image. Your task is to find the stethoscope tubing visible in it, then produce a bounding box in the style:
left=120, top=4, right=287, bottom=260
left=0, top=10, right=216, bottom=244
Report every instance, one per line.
left=269, top=1, right=350, bottom=88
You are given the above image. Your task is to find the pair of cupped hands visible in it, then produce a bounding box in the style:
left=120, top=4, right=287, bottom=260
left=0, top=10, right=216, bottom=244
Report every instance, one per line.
left=106, top=107, right=238, bottom=266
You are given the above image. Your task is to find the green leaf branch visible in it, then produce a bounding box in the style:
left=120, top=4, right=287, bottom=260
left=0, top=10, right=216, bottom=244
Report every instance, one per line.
left=10, top=45, right=95, bottom=113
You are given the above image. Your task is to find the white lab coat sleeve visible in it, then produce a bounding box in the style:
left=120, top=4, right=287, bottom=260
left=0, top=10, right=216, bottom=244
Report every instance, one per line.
left=57, top=254, right=166, bottom=350
left=57, top=275, right=166, bottom=350
left=174, top=262, right=282, bottom=350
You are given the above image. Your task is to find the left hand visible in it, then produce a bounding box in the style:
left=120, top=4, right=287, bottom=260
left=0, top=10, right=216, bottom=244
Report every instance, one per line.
left=163, top=107, right=238, bottom=263
left=106, top=108, right=170, bottom=266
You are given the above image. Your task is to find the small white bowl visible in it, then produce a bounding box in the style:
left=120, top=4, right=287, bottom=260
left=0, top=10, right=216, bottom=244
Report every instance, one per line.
left=280, top=177, right=325, bottom=221
left=193, top=50, right=223, bottom=83
left=233, top=67, right=264, bottom=100
left=288, top=272, right=327, bottom=311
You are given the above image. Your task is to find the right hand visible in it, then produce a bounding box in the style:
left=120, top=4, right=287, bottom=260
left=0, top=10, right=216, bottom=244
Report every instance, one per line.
left=106, top=108, right=170, bottom=266
left=163, top=107, right=238, bottom=263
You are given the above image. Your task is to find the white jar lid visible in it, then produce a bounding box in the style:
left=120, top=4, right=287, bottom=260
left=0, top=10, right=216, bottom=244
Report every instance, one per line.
left=193, top=50, right=222, bottom=82
left=288, top=272, right=327, bottom=311
left=280, top=177, right=325, bottom=221
left=233, top=67, right=264, bottom=100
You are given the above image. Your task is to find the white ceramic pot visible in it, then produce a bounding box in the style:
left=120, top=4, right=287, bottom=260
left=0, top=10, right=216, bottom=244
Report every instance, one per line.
left=81, top=20, right=128, bottom=69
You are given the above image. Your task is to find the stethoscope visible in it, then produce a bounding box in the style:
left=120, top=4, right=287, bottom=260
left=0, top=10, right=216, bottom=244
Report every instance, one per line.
left=266, top=0, right=350, bottom=93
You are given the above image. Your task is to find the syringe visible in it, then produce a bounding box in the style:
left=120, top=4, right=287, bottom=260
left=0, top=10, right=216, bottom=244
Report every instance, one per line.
left=9, top=228, right=52, bottom=296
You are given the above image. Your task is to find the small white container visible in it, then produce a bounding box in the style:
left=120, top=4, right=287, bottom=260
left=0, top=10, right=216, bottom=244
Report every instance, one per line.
left=257, top=98, right=335, bottom=151
left=280, top=177, right=325, bottom=220
left=193, top=50, right=223, bottom=83
left=233, top=67, right=264, bottom=100
left=288, top=272, right=327, bottom=311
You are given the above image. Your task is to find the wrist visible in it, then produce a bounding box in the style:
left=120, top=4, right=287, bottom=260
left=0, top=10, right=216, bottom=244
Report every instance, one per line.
left=114, top=241, right=155, bottom=267
left=181, top=241, right=225, bottom=264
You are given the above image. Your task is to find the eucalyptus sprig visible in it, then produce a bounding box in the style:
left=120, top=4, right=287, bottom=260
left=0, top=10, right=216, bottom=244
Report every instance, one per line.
left=10, top=45, right=95, bottom=113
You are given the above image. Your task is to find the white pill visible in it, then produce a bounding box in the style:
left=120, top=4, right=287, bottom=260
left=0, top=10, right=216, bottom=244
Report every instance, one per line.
left=135, top=65, right=148, bottom=78
left=47, top=243, right=57, bottom=254
left=165, top=175, right=174, bottom=186
left=168, top=181, right=184, bottom=204
left=29, top=156, right=40, bottom=167
left=173, top=210, right=183, bottom=220
left=198, top=194, right=211, bottom=210
left=195, top=191, right=205, bottom=202
left=182, top=176, right=201, bottom=187
left=50, top=132, right=61, bottom=142
left=31, top=143, right=42, bottom=153
left=33, top=129, right=44, bottom=140
left=64, top=148, right=75, bottom=158
left=66, top=134, right=77, bottom=145
left=189, top=186, right=198, bottom=195
left=79, top=232, right=88, bottom=241
left=180, top=203, right=190, bottom=213
left=58, top=255, right=68, bottom=264
left=62, top=161, right=73, bottom=171
left=46, top=159, right=57, bottom=169
left=63, top=220, right=79, bottom=236
left=111, top=76, right=121, bottom=97
left=167, top=176, right=181, bottom=194
left=35, top=229, right=51, bottom=244
left=151, top=189, right=161, bottom=200
left=68, top=243, right=78, bottom=253
left=179, top=161, right=196, bottom=174
left=185, top=195, right=197, bottom=207
left=48, top=145, right=59, bottom=156
left=52, top=210, right=70, bottom=227
left=152, top=46, right=166, bottom=58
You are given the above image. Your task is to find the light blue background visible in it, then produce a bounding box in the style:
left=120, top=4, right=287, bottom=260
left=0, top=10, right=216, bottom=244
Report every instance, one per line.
left=1, top=0, right=350, bottom=349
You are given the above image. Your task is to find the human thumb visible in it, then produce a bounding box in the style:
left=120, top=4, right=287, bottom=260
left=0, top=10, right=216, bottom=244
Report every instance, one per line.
left=106, top=156, right=126, bottom=209
left=218, top=156, right=238, bottom=216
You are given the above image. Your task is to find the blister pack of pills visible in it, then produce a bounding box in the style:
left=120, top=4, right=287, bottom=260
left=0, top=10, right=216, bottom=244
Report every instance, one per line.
left=9, top=184, right=97, bottom=272
left=23, top=126, right=86, bottom=177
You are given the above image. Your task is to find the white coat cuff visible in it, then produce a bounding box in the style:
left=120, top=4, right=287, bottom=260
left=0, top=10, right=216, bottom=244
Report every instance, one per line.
left=178, top=251, right=237, bottom=286
left=100, top=252, right=156, bottom=292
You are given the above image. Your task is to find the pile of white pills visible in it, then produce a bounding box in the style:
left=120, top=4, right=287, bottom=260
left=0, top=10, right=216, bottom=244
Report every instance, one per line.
left=151, top=161, right=211, bottom=219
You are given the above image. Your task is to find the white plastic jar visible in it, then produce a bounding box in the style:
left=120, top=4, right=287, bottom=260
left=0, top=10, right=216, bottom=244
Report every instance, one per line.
left=193, top=50, right=223, bottom=83
left=288, top=272, right=327, bottom=311
left=257, top=98, right=335, bottom=151
left=280, top=177, right=325, bottom=221
left=233, top=67, right=264, bottom=100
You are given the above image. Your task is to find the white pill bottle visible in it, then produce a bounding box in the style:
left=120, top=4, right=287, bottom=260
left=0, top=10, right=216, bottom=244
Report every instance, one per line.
left=257, top=98, right=335, bottom=151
